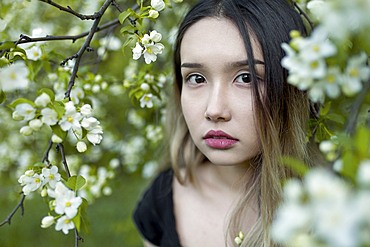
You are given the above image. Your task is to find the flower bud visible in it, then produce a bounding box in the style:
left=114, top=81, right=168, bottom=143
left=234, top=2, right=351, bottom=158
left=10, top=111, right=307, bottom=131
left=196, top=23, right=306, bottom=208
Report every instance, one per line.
left=51, top=134, right=63, bottom=143
left=102, top=186, right=112, bottom=196
left=140, top=83, right=150, bottom=91
left=80, top=104, right=92, bottom=117
left=20, top=126, right=33, bottom=136
left=234, top=237, right=242, bottom=245
left=84, top=84, right=92, bottom=90
left=29, top=119, right=43, bottom=131
left=25, top=170, right=35, bottom=176
left=41, top=187, right=47, bottom=197
left=151, top=0, right=165, bottom=11
left=41, top=216, right=54, bottom=228
left=76, top=141, right=87, bottom=153
left=149, top=10, right=159, bottom=18
left=12, top=111, right=24, bottom=120
left=95, top=74, right=102, bottom=82
left=35, top=93, right=51, bottom=107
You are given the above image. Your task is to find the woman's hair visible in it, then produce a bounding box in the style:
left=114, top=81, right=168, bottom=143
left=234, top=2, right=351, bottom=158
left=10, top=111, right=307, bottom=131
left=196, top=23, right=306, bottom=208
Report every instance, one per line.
left=165, top=0, right=310, bottom=246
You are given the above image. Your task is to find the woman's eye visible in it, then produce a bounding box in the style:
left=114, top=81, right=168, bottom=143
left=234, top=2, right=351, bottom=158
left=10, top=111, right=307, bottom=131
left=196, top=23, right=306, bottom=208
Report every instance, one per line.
left=186, top=74, right=206, bottom=84
left=235, top=73, right=251, bottom=83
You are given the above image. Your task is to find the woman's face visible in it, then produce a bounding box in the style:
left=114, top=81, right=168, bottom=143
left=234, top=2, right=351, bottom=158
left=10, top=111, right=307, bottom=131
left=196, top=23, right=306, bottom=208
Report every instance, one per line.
left=180, top=17, right=264, bottom=167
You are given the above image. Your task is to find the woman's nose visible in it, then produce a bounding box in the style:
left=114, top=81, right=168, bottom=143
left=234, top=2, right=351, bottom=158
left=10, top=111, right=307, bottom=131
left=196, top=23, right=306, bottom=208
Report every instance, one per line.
left=204, top=84, right=231, bottom=122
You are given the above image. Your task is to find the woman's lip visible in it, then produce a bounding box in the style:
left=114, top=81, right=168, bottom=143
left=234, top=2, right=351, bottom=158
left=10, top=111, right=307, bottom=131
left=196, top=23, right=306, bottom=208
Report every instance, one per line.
left=203, top=130, right=238, bottom=149
left=203, top=130, right=238, bottom=140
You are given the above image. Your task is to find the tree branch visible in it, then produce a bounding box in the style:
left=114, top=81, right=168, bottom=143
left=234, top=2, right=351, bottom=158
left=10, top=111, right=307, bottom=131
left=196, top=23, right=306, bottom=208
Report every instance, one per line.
left=0, top=194, right=26, bottom=227
left=290, top=0, right=314, bottom=31
left=42, top=140, right=54, bottom=164
left=56, top=143, right=71, bottom=179
left=39, top=0, right=102, bottom=20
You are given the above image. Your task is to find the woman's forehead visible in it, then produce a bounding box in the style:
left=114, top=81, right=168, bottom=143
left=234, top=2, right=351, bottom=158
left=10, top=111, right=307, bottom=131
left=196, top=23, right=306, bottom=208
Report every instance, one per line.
left=180, top=17, right=264, bottom=64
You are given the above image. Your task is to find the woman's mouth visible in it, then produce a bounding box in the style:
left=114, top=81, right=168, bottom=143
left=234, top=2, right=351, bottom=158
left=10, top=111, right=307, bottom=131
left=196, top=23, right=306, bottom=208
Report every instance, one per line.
left=203, top=130, right=238, bottom=149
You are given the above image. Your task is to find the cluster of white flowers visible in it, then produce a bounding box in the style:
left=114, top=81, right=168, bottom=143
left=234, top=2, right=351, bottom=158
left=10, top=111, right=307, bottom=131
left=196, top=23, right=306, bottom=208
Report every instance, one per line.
left=12, top=94, right=103, bottom=151
left=40, top=182, right=83, bottom=234
left=138, top=73, right=166, bottom=108
left=282, top=29, right=370, bottom=102
left=234, top=231, right=245, bottom=246
left=132, top=30, right=165, bottom=64
left=18, top=165, right=61, bottom=196
left=272, top=165, right=370, bottom=247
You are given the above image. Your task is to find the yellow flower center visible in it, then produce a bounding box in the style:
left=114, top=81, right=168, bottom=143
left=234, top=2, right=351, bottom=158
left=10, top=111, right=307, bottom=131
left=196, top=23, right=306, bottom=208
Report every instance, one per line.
left=350, top=68, right=359, bottom=77
left=67, top=117, right=74, bottom=122
left=145, top=96, right=150, bottom=101
left=64, top=219, right=70, bottom=224
left=49, top=174, right=54, bottom=180
left=147, top=48, right=152, bottom=54
left=66, top=202, right=71, bottom=207
left=27, top=110, right=33, bottom=114
left=35, top=178, right=40, bottom=183
left=327, top=75, right=335, bottom=83
left=10, top=72, right=16, bottom=79
left=33, top=52, right=39, bottom=57
left=310, top=61, right=318, bottom=69
left=313, top=45, right=320, bottom=52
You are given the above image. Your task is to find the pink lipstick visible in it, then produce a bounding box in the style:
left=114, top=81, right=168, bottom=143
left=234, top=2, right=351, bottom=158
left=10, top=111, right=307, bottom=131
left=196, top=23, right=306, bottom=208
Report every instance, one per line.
left=203, top=130, right=238, bottom=149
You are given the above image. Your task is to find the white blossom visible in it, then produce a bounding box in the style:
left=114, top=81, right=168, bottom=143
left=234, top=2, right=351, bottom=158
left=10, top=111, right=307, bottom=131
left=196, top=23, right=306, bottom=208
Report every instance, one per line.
left=29, top=119, right=43, bottom=131
left=41, top=216, right=54, bottom=228
left=140, top=83, right=150, bottom=91
left=70, top=87, right=84, bottom=104
left=76, top=141, right=87, bottom=153
left=59, top=101, right=82, bottom=131
left=149, top=30, right=162, bottom=43
left=81, top=117, right=100, bottom=131
left=92, top=84, right=100, bottom=93
left=42, top=166, right=61, bottom=189
left=357, top=159, right=370, bottom=187
left=34, top=93, right=51, bottom=107
left=20, top=126, right=33, bottom=136
left=16, top=103, right=36, bottom=121
left=143, top=42, right=164, bottom=64
left=342, top=52, right=370, bottom=96
left=51, top=134, right=63, bottom=143
left=0, top=62, right=29, bottom=92
left=25, top=46, right=42, bottom=61
left=80, top=104, right=92, bottom=117
left=18, top=173, right=44, bottom=195
left=144, top=73, right=154, bottom=83
left=132, top=42, right=143, bottom=60
left=149, top=10, right=159, bottom=18
left=55, top=190, right=83, bottom=219
left=55, top=215, right=75, bottom=234
left=41, top=108, right=59, bottom=126
left=140, top=93, right=154, bottom=108
left=151, top=0, right=165, bottom=11
left=12, top=111, right=24, bottom=120
left=86, top=126, right=103, bottom=145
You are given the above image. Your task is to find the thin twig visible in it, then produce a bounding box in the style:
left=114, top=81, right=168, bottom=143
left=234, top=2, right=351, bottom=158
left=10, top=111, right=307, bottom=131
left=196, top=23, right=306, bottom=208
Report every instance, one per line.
left=63, top=0, right=115, bottom=99
left=42, top=140, right=54, bottom=164
left=0, top=194, right=26, bottom=227
left=290, top=0, right=314, bottom=31
left=56, top=143, right=71, bottom=179
left=39, top=0, right=101, bottom=20
left=111, top=0, right=124, bottom=13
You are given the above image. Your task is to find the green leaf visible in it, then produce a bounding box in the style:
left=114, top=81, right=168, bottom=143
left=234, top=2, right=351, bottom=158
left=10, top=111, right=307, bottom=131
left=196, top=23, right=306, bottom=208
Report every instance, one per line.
left=119, top=10, right=131, bottom=24
left=0, top=58, right=9, bottom=67
left=67, top=175, right=86, bottom=191
left=355, top=126, right=370, bottom=157
left=122, top=37, right=134, bottom=55
left=67, top=175, right=78, bottom=190
left=72, top=209, right=81, bottom=232
left=11, top=47, right=27, bottom=57
left=36, top=88, right=55, bottom=102
left=42, top=59, right=51, bottom=72
left=120, top=25, right=139, bottom=36
left=280, top=156, right=310, bottom=176
left=327, top=113, right=345, bottom=124
left=0, top=91, right=6, bottom=104
left=80, top=211, right=91, bottom=235
left=80, top=198, right=88, bottom=212
left=320, top=101, right=331, bottom=116
left=82, top=127, right=87, bottom=139
left=341, top=150, right=358, bottom=181
left=7, top=98, right=37, bottom=108
left=52, top=101, right=66, bottom=119
left=0, top=41, right=16, bottom=51
left=50, top=124, right=67, bottom=140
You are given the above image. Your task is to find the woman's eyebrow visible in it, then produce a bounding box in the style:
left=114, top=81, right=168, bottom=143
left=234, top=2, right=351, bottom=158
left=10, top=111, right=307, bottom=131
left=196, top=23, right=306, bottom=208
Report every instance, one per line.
left=229, top=60, right=265, bottom=68
left=181, top=63, right=202, bottom=68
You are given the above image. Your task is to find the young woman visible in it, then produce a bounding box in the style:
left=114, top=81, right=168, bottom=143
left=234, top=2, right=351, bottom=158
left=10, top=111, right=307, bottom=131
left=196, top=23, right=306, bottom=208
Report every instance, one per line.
left=133, top=0, right=310, bottom=246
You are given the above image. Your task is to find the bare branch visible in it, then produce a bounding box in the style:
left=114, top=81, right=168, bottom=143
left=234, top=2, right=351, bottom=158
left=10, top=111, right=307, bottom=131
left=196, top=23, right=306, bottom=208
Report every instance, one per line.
left=42, top=140, right=54, bottom=164
left=56, top=143, right=71, bottom=179
left=111, top=0, right=124, bottom=13
left=39, top=0, right=101, bottom=20
left=290, top=0, right=314, bottom=31
left=0, top=194, right=26, bottom=227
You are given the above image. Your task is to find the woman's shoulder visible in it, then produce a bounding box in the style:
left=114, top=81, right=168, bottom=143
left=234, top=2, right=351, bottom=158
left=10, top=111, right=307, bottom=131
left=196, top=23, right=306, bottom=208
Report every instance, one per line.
left=133, top=169, right=180, bottom=246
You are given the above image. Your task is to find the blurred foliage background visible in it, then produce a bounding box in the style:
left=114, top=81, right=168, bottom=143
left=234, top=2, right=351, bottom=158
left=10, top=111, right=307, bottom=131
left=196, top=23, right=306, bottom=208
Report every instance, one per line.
left=0, top=0, right=196, bottom=245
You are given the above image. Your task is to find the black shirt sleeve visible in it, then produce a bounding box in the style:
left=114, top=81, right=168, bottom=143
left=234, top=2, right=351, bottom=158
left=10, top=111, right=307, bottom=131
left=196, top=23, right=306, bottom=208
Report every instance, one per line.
left=133, top=169, right=181, bottom=247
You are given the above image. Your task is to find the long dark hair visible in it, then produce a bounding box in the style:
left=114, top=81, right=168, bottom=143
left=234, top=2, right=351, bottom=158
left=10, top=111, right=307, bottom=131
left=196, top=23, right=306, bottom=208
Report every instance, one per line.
left=168, top=0, right=310, bottom=245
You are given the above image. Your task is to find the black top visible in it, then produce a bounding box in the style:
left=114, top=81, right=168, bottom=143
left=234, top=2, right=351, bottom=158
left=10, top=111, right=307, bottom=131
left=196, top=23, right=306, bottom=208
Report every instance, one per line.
left=133, top=169, right=181, bottom=247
